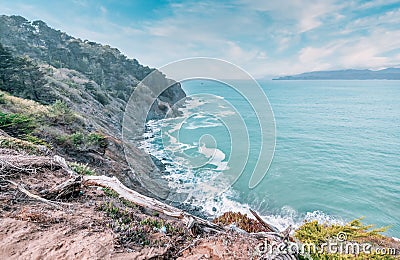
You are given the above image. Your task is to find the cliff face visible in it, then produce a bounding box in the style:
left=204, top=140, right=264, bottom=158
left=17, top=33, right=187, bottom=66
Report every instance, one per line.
left=0, top=15, right=185, bottom=134
left=0, top=15, right=185, bottom=194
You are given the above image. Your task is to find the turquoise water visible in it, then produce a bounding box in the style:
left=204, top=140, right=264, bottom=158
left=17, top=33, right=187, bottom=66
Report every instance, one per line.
left=143, top=80, right=400, bottom=237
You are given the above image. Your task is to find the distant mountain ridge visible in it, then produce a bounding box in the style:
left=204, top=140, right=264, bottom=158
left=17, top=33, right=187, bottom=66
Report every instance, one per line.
left=274, top=68, right=400, bottom=80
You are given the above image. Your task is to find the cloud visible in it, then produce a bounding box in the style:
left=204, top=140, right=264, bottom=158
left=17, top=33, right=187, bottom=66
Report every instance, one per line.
left=99, top=6, right=107, bottom=15
left=357, top=0, right=400, bottom=9
left=238, top=0, right=340, bottom=32
left=294, top=28, right=400, bottom=72
left=1, top=0, right=400, bottom=77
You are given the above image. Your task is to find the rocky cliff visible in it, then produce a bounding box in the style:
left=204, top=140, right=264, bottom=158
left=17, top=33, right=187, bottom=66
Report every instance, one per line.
left=0, top=15, right=186, bottom=196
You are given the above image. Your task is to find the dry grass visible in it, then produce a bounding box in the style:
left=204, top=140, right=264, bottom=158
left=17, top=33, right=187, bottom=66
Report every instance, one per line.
left=1, top=91, right=49, bottom=117
left=0, top=136, right=49, bottom=155
left=213, top=211, right=268, bottom=233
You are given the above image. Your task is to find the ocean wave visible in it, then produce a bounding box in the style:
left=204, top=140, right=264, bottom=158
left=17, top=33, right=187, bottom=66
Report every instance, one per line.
left=142, top=93, right=349, bottom=236
left=141, top=117, right=343, bottom=235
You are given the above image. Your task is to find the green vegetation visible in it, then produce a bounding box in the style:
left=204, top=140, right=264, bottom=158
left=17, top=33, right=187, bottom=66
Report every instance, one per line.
left=47, top=100, right=76, bottom=125
left=0, top=135, right=48, bottom=155
left=0, top=112, right=35, bottom=137
left=140, top=218, right=175, bottom=233
left=0, top=93, right=6, bottom=104
left=97, top=201, right=151, bottom=246
left=102, top=188, right=138, bottom=208
left=0, top=43, right=50, bottom=104
left=22, top=134, right=50, bottom=147
left=103, top=188, right=119, bottom=198
left=295, top=219, right=395, bottom=259
left=55, top=131, right=107, bottom=149
left=295, top=218, right=388, bottom=244
left=87, top=132, right=107, bottom=148
left=97, top=199, right=184, bottom=248
left=69, top=162, right=95, bottom=176
left=70, top=132, right=84, bottom=145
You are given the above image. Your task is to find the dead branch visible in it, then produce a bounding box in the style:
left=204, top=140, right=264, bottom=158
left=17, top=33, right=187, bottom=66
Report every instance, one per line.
left=6, top=180, right=72, bottom=209
left=82, top=175, right=224, bottom=234
left=0, top=155, right=61, bottom=176
left=250, top=208, right=279, bottom=233
left=53, top=155, right=78, bottom=177
left=43, top=175, right=82, bottom=200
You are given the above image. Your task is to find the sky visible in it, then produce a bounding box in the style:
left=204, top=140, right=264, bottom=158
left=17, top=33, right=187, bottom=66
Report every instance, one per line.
left=1, top=0, right=400, bottom=78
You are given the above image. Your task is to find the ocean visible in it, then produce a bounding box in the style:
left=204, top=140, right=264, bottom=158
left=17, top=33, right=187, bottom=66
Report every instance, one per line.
left=140, top=79, right=400, bottom=237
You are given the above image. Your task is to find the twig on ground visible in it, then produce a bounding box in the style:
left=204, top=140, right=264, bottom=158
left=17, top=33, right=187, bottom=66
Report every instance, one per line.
left=6, top=180, right=72, bottom=209
left=250, top=208, right=279, bottom=233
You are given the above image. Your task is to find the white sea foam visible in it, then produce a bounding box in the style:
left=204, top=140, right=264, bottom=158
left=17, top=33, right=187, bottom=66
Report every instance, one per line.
left=140, top=97, right=346, bottom=235
left=183, top=120, right=223, bottom=130
left=198, top=144, right=229, bottom=171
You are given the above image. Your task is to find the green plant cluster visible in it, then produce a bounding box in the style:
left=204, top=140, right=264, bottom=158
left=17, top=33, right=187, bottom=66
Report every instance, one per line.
left=295, top=218, right=388, bottom=244
left=103, top=188, right=119, bottom=198
left=139, top=218, right=175, bottom=233
left=0, top=135, right=47, bottom=155
left=47, top=100, right=76, bottom=125
left=97, top=197, right=184, bottom=249
left=0, top=111, right=35, bottom=137
left=22, top=134, right=50, bottom=147
left=56, top=132, right=107, bottom=148
left=295, top=219, right=395, bottom=259
left=97, top=201, right=151, bottom=246
left=69, top=162, right=95, bottom=176
left=0, top=43, right=49, bottom=104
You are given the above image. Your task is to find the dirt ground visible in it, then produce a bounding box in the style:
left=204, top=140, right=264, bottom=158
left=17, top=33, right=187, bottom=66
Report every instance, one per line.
left=0, top=150, right=264, bottom=259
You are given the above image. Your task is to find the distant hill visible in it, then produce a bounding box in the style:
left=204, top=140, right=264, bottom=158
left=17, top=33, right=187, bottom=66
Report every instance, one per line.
left=0, top=15, right=185, bottom=195
left=274, top=68, right=400, bottom=80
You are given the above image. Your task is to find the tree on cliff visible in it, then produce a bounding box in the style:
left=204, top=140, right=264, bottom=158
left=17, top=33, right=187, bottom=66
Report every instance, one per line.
left=0, top=42, right=47, bottom=102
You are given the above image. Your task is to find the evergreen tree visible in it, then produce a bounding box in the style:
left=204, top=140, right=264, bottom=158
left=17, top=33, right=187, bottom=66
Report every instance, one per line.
left=0, top=42, right=47, bottom=102
left=0, top=43, right=15, bottom=87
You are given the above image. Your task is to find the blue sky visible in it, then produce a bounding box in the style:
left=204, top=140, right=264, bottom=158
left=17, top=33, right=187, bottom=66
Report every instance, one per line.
left=1, top=0, right=400, bottom=77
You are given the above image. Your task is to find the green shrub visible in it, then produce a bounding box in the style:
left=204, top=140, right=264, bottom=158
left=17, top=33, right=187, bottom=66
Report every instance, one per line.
left=0, top=112, right=35, bottom=137
left=88, top=132, right=107, bottom=148
left=93, top=91, right=109, bottom=106
left=55, top=132, right=107, bottom=149
left=103, top=188, right=119, bottom=198
left=70, top=132, right=84, bottom=145
left=69, top=162, right=95, bottom=176
left=0, top=136, right=47, bottom=155
left=295, top=218, right=393, bottom=259
left=295, top=218, right=388, bottom=244
left=55, top=134, right=69, bottom=144
left=47, top=100, right=75, bottom=124
left=22, top=134, right=50, bottom=147
left=0, top=93, right=6, bottom=104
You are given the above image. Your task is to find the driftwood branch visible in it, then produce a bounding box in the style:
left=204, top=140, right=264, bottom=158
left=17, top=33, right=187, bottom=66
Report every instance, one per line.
left=0, top=152, right=284, bottom=238
left=43, top=175, right=82, bottom=200
left=53, top=155, right=78, bottom=177
left=250, top=208, right=279, bottom=233
left=0, top=155, right=61, bottom=176
left=82, top=175, right=224, bottom=234
left=6, top=180, right=72, bottom=208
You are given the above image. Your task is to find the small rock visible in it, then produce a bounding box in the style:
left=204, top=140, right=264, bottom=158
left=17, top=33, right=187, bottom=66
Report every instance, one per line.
left=160, top=226, right=167, bottom=233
